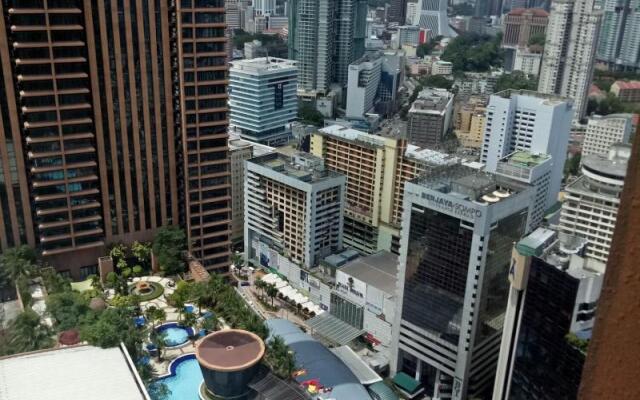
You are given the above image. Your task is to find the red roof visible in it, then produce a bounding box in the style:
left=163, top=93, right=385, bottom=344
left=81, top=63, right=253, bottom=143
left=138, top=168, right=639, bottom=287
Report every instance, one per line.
left=613, top=80, right=640, bottom=90
left=508, top=8, right=549, bottom=17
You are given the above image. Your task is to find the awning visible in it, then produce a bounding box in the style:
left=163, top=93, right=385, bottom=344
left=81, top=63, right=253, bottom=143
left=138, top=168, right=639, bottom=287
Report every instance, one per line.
left=306, top=312, right=365, bottom=346
left=392, top=372, right=423, bottom=396
left=330, top=345, right=382, bottom=385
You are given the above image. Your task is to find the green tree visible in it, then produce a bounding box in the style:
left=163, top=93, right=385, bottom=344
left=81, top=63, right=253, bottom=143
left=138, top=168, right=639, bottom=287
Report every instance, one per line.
left=131, top=241, right=152, bottom=270
left=46, top=291, right=91, bottom=331
left=265, top=335, right=296, bottom=379
left=298, top=104, right=325, bottom=127
left=7, top=310, right=54, bottom=354
left=419, top=75, right=453, bottom=90
left=0, top=245, right=37, bottom=285
left=144, top=305, right=167, bottom=330
left=152, top=226, right=187, bottom=275
left=441, top=33, right=503, bottom=72
left=495, top=71, right=538, bottom=92
left=80, top=307, right=144, bottom=359
left=266, top=283, right=278, bottom=307
left=200, top=315, right=219, bottom=333
left=231, top=253, right=244, bottom=269
left=564, top=153, right=582, bottom=177
left=39, top=266, right=71, bottom=294
left=255, top=278, right=266, bottom=299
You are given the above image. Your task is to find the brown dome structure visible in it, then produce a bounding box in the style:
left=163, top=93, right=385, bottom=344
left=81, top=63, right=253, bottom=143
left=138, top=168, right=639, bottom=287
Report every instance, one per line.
left=58, top=329, right=80, bottom=346
left=195, top=329, right=265, bottom=399
left=89, top=297, right=106, bottom=311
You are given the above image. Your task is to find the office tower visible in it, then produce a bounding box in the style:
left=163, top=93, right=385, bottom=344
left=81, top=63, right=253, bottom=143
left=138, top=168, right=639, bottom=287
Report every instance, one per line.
left=226, top=0, right=242, bottom=30
left=496, top=151, right=553, bottom=229
left=481, top=90, right=573, bottom=216
left=229, top=57, right=297, bottom=146
left=475, top=0, right=505, bottom=16
left=389, top=0, right=408, bottom=23
left=254, top=0, right=276, bottom=15
left=417, top=0, right=456, bottom=37
left=454, top=101, right=487, bottom=149
left=397, top=26, right=429, bottom=47
left=334, top=0, right=368, bottom=87
left=582, top=114, right=633, bottom=158
left=346, top=53, right=383, bottom=119
left=311, top=125, right=458, bottom=255
left=0, top=0, right=231, bottom=278
left=538, top=0, right=602, bottom=122
left=502, top=8, right=549, bottom=48
left=596, top=0, right=640, bottom=70
left=377, top=50, right=406, bottom=115
left=244, top=152, right=345, bottom=269
left=407, top=88, right=454, bottom=149
left=559, top=143, right=631, bottom=263
left=391, top=165, right=533, bottom=400
left=493, top=228, right=604, bottom=400
left=406, top=1, right=420, bottom=24
left=288, top=0, right=335, bottom=96
left=498, top=229, right=603, bottom=399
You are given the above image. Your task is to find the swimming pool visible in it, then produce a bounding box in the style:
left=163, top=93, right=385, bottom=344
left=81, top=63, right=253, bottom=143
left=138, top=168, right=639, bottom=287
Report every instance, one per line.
left=154, top=354, right=203, bottom=400
left=156, top=323, right=193, bottom=347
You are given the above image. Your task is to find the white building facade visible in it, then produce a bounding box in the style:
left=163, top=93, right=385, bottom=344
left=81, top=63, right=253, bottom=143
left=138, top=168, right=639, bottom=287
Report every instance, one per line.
left=582, top=113, right=633, bottom=158
left=481, top=90, right=573, bottom=215
left=346, top=53, right=383, bottom=119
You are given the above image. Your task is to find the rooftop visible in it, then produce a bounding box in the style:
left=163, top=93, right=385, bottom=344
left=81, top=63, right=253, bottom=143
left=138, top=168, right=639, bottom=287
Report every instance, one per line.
left=339, top=251, right=399, bottom=295
left=613, top=80, right=640, bottom=90
left=404, top=144, right=459, bottom=166
left=493, top=89, right=571, bottom=106
left=500, top=151, right=550, bottom=167
left=230, top=57, right=297, bottom=74
left=581, top=144, right=631, bottom=179
left=409, top=88, right=453, bottom=114
left=196, top=329, right=265, bottom=372
left=414, top=164, right=528, bottom=202
left=507, top=7, right=549, bottom=17
left=318, top=125, right=388, bottom=147
left=0, top=345, right=149, bottom=400
left=249, top=151, right=343, bottom=183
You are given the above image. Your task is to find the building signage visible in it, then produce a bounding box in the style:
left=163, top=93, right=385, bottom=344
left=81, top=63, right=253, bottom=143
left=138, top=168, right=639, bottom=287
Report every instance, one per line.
left=274, top=82, right=284, bottom=109
left=421, top=192, right=482, bottom=219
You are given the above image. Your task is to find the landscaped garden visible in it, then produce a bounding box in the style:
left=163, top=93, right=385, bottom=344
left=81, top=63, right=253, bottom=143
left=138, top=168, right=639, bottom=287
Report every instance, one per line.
left=0, top=226, right=297, bottom=400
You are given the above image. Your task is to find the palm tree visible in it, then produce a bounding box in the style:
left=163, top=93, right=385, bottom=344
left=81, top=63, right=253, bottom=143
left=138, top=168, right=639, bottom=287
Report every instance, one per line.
left=200, top=315, right=219, bottom=334
left=231, top=253, right=244, bottom=269
left=0, top=245, right=37, bottom=285
left=144, top=306, right=166, bottom=330
left=8, top=310, right=53, bottom=354
left=254, top=278, right=266, bottom=299
left=266, top=335, right=296, bottom=379
left=153, top=333, right=168, bottom=361
left=266, top=283, right=278, bottom=307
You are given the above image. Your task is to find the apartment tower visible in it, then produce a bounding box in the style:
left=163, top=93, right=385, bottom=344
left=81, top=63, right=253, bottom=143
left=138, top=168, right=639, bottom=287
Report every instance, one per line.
left=0, top=0, right=231, bottom=278
left=596, top=0, right=640, bottom=70
left=538, top=0, right=602, bottom=122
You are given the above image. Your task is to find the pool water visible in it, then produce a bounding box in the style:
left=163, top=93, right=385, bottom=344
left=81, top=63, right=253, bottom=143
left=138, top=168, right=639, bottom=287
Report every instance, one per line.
left=156, top=357, right=203, bottom=400
left=161, top=327, right=190, bottom=346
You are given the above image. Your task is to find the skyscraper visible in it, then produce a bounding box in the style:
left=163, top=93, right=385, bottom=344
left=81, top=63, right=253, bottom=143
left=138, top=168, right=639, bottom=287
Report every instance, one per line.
left=538, top=0, right=602, bottom=122
left=596, top=0, right=640, bottom=70
left=0, top=0, right=231, bottom=278
left=417, top=0, right=456, bottom=37
left=481, top=90, right=573, bottom=215
left=493, top=228, right=604, bottom=400
left=391, top=165, right=533, bottom=400
left=346, top=53, right=383, bottom=119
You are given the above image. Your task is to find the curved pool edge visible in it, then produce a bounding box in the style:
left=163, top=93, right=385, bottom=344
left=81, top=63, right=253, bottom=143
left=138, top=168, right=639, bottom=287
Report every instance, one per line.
left=155, top=322, right=195, bottom=349
left=156, top=353, right=197, bottom=379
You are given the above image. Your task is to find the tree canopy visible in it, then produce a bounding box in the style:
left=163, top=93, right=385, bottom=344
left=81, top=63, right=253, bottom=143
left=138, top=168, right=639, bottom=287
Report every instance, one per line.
left=441, top=33, right=503, bottom=72
left=152, top=226, right=187, bottom=275
left=495, top=71, right=538, bottom=93
left=298, top=104, right=325, bottom=127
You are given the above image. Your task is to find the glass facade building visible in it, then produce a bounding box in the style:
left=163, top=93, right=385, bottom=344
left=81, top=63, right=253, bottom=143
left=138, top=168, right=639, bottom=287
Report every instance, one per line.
left=392, top=165, right=532, bottom=400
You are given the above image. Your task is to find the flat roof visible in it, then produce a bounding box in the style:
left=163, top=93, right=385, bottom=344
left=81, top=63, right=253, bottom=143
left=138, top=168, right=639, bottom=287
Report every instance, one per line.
left=196, top=329, right=265, bottom=372
left=230, top=57, right=297, bottom=74
left=501, top=151, right=550, bottom=167
left=339, top=251, right=399, bottom=294
left=249, top=151, right=343, bottom=183
left=318, top=125, right=387, bottom=147
left=404, top=144, right=459, bottom=166
left=331, top=345, right=382, bottom=385
left=0, top=345, right=149, bottom=400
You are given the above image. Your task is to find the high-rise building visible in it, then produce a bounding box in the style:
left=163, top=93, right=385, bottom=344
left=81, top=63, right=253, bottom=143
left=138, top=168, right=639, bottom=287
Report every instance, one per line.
left=513, top=48, right=544, bottom=76
left=416, top=0, right=456, bottom=37
left=0, top=0, right=231, bottom=278
left=559, top=143, right=631, bottom=263
left=496, top=151, right=553, bottom=229
left=389, top=0, right=408, bottom=23
left=596, top=0, right=640, bottom=70
left=346, top=53, right=383, bottom=119
left=538, top=0, right=602, bottom=122
left=406, top=1, right=420, bottom=24
left=582, top=113, right=633, bottom=158
left=229, top=140, right=254, bottom=248
left=288, top=0, right=335, bottom=96
left=502, top=8, right=550, bottom=49
left=335, top=0, right=368, bottom=87
left=406, top=88, right=454, bottom=149
left=481, top=90, right=573, bottom=216
left=391, top=165, right=533, bottom=400
left=454, top=101, right=487, bottom=149
left=229, top=57, right=297, bottom=146
left=310, top=125, right=458, bottom=255
left=226, top=0, right=242, bottom=30
left=493, top=228, right=604, bottom=400
left=244, top=152, right=345, bottom=269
